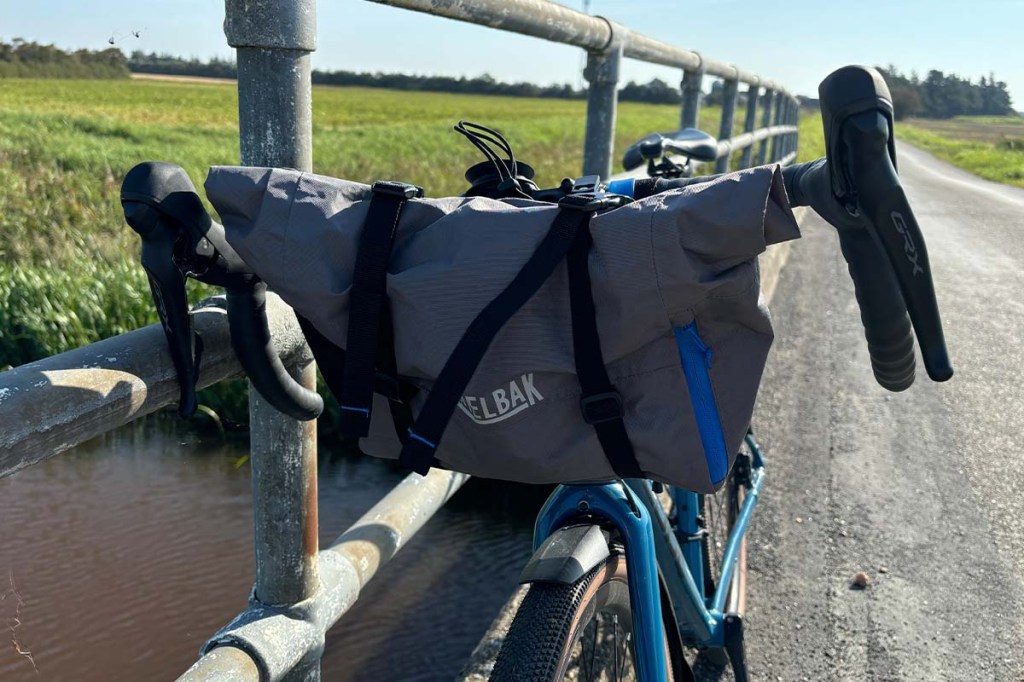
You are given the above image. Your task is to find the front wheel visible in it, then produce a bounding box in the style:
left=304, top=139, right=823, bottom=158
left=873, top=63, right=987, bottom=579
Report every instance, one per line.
left=490, top=555, right=684, bottom=682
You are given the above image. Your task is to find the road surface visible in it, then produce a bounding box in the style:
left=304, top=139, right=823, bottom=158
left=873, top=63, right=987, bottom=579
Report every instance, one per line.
left=743, top=143, right=1024, bottom=681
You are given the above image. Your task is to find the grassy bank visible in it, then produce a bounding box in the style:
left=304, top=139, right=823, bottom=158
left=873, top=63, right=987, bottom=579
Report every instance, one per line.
left=796, top=106, right=825, bottom=160
left=898, top=116, right=1024, bottom=187
left=0, top=77, right=818, bottom=422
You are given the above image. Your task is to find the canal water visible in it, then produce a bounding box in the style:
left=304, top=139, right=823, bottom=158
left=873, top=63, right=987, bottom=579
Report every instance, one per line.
left=0, top=419, right=550, bottom=681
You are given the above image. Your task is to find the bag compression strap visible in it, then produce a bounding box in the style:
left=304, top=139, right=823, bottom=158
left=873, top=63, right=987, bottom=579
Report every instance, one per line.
left=399, top=202, right=592, bottom=474
left=376, top=296, right=417, bottom=442
left=296, top=312, right=416, bottom=443
left=400, top=194, right=644, bottom=480
left=338, top=180, right=422, bottom=438
left=566, top=225, right=645, bottom=479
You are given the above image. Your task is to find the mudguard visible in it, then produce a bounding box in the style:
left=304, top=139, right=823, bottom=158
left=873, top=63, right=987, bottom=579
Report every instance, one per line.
left=519, top=524, right=611, bottom=585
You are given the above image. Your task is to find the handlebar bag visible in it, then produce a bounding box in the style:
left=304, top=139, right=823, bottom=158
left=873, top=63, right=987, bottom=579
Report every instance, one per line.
left=205, top=165, right=799, bottom=493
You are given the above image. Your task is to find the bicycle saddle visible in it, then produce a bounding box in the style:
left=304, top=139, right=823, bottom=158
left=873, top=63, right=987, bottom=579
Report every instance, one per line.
left=622, top=128, right=719, bottom=171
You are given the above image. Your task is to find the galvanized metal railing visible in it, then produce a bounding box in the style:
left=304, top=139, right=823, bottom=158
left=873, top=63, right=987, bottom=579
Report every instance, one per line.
left=368, top=0, right=800, bottom=177
left=0, top=1, right=800, bottom=680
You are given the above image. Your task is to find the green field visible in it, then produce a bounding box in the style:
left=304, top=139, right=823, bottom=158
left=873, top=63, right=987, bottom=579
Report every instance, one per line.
left=899, top=115, right=1024, bottom=187
left=0, top=77, right=820, bottom=421
left=0, top=78, right=735, bottom=264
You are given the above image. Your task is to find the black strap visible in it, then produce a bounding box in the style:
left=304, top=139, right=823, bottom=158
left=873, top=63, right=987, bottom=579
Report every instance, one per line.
left=337, top=181, right=421, bottom=437
left=297, top=311, right=418, bottom=442
left=296, top=313, right=345, bottom=398
left=631, top=177, right=661, bottom=200
left=567, top=225, right=645, bottom=479
left=377, top=297, right=416, bottom=443
left=399, top=204, right=596, bottom=475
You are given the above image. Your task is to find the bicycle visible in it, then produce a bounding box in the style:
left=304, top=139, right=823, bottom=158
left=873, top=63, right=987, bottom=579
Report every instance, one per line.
left=120, top=65, right=951, bottom=682
left=482, top=67, right=952, bottom=681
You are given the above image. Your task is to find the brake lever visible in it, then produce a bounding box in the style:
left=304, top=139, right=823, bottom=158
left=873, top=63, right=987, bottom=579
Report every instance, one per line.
left=819, top=66, right=953, bottom=383
left=121, top=162, right=324, bottom=420
left=123, top=200, right=201, bottom=417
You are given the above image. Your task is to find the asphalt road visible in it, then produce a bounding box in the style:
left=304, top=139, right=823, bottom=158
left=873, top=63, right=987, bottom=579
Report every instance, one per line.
left=741, top=143, right=1024, bottom=681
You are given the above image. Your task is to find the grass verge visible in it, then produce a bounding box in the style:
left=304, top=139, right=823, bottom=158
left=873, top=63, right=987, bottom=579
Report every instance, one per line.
left=898, top=116, right=1024, bottom=188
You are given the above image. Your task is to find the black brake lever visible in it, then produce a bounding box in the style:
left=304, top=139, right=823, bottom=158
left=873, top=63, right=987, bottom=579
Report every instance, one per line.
left=819, top=66, right=953, bottom=383
left=122, top=199, right=201, bottom=417
left=121, top=162, right=324, bottom=420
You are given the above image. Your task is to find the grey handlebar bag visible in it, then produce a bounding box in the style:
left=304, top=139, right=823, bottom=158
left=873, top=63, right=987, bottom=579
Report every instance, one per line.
left=205, top=164, right=799, bottom=493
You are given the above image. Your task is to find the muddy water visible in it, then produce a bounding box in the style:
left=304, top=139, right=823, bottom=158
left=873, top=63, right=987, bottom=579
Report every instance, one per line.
left=0, top=419, right=549, bottom=681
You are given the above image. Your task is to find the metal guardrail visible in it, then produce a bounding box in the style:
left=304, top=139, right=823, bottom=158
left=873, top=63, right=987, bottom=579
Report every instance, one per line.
left=0, top=1, right=801, bottom=680
left=370, top=0, right=800, bottom=178
left=0, top=295, right=306, bottom=477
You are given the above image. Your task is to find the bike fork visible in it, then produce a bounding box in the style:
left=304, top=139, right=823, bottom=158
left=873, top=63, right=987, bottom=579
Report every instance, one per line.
left=534, top=481, right=669, bottom=682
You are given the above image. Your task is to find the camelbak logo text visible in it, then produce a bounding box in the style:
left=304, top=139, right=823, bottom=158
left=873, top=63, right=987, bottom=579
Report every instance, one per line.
left=458, top=373, right=544, bottom=424
left=891, top=211, right=924, bottom=276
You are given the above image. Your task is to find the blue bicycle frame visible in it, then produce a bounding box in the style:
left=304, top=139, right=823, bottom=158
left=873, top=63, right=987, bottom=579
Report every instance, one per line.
left=532, top=432, right=767, bottom=682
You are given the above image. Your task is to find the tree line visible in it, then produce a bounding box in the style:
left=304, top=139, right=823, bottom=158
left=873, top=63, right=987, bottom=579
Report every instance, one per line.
left=128, top=51, right=236, bottom=79
left=0, top=42, right=679, bottom=102
left=312, top=68, right=582, bottom=100
left=0, top=39, right=129, bottom=79
left=128, top=50, right=684, bottom=103
left=879, top=65, right=1015, bottom=119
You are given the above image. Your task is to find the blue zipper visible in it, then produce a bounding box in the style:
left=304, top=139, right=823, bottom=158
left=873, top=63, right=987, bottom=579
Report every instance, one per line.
left=674, top=323, right=728, bottom=485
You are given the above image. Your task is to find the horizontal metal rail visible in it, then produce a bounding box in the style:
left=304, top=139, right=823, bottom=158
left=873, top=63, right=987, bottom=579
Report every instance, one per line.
left=0, top=294, right=311, bottom=480
left=715, top=124, right=799, bottom=159
left=366, top=0, right=791, bottom=95
left=177, top=468, right=470, bottom=682
left=365, top=0, right=801, bottom=179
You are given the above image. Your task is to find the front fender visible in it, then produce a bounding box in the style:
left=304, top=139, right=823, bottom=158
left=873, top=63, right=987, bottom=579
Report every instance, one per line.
left=519, top=524, right=611, bottom=585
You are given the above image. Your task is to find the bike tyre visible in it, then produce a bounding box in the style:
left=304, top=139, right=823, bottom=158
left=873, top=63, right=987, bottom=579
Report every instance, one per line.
left=490, top=555, right=682, bottom=681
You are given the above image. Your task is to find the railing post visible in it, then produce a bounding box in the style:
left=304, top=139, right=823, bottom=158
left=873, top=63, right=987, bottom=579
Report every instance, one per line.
left=224, top=1, right=321, bottom=680
left=782, top=97, right=790, bottom=158
left=781, top=98, right=791, bottom=159
left=787, top=98, right=795, bottom=155
left=739, top=84, right=760, bottom=169
left=757, top=88, right=775, bottom=165
left=680, top=66, right=704, bottom=130
left=582, top=33, right=623, bottom=178
left=715, top=76, right=740, bottom=173
left=790, top=98, right=800, bottom=159
left=769, top=94, right=784, bottom=162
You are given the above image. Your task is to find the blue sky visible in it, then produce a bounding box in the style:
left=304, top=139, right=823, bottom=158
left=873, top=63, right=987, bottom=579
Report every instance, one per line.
left=2, top=0, right=1021, bottom=107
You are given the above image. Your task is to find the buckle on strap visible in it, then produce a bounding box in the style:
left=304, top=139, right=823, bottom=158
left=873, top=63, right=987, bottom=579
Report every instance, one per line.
left=371, top=180, right=424, bottom=199
left=580, top=391, right=625, bottom=425
left=558, top=192, right=629, bottom=212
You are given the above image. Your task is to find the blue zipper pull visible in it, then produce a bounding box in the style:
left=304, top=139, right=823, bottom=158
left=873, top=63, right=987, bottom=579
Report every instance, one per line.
left=674, top=322, right=729, bottom=486
left=606, top=178, right=636, bottom=198
left=686, top=325, right=713, bottom=368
